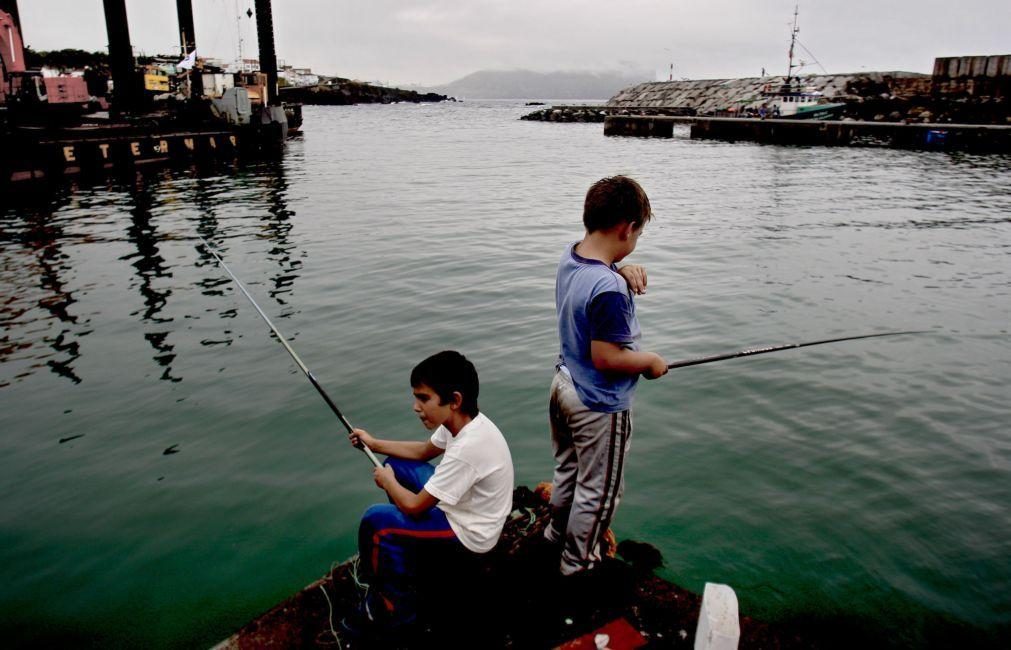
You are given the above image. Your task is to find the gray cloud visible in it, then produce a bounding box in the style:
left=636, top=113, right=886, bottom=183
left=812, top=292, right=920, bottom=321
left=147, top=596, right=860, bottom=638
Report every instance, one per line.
left=15, top=0, right=1011, bottom=86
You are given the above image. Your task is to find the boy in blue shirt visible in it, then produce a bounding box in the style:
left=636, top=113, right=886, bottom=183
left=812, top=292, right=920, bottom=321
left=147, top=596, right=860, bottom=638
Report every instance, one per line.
left=546, top=175, right=668, bottom=576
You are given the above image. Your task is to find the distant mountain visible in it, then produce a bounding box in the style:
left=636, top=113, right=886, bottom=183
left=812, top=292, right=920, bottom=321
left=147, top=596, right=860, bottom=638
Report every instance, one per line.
left=419, top=69, right=652, bottom=100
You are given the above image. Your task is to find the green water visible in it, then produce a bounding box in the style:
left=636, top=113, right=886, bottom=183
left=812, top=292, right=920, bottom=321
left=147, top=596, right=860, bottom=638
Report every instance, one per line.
left=1, top=102, right=1009, bottom=647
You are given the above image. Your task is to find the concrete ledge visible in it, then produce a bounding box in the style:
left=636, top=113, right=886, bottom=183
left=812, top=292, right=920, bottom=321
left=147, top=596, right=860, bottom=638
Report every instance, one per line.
left=603, top=115, right=676, bottom=137
left=603, top=115, right=1011, bottom=151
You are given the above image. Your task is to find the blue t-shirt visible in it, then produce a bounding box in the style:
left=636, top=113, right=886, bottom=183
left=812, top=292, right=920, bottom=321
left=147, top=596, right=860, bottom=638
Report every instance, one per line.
left=555, top=242, right=641, bottom=412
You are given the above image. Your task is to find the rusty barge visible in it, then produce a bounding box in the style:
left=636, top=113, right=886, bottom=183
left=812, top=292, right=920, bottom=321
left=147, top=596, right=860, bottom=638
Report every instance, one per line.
left=0, top=0, right=299, bottom=188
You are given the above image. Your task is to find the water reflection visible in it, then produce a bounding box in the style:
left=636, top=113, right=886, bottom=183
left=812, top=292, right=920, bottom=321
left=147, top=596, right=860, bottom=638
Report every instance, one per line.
left=189, top=161, right=303, bottom=347
left=122, top=173, right=181, bottom=383
left=0, top=190, right=85, bottom=385
left=124, top=163, right=304, bottom=379
left=1, top=160, right=304, bottom=387
left=259, top=163, right=302, bottom=307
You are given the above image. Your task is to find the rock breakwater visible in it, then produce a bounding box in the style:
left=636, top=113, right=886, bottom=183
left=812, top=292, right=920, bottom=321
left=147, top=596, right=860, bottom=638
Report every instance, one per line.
left=609, top=72, right=931, bottom=116
left=520, top=106, right=607, bottom=123
left=524, top=68, right=1009, bottom=125
left=520, top=105, right=695, bottom=123
left=280, top=78, right=450, bottom=106
left=607, top=68, right=1008, bottom=124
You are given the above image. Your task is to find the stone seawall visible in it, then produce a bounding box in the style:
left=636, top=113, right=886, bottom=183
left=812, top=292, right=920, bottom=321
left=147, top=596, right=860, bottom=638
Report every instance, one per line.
left=523, top=69, right=1008, bottom=125
left=519, top=106, right=608, bottom=123
left=520, top=105, right=695, bottom=123
left=607, top=72, right=931, bottom=115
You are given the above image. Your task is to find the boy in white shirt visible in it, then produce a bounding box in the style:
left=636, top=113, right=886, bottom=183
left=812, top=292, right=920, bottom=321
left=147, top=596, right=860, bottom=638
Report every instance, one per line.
left=346, top=350, right=514, bottom=633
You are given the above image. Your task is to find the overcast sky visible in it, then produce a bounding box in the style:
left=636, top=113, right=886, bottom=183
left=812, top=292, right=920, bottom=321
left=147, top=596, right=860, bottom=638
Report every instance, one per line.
left=15, top=1, right=1011, bottom=86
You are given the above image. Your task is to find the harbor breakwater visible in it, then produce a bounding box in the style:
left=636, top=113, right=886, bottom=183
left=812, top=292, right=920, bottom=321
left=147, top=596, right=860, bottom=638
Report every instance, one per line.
left=608, top=72, right=934, bottom=117
left=522, top=72, right=934, bottom=122
left=520, top=104, right=694, bottom=123
left=280, top=78, right=450, bottom=105
left=524, top=57, right=1010, bottom=125
left=522, top=59, right=1011, bottom=151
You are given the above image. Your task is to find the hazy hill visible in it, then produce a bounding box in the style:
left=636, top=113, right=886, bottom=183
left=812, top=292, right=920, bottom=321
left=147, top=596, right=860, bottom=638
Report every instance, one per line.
left=421, top=69, right=652, bottom=100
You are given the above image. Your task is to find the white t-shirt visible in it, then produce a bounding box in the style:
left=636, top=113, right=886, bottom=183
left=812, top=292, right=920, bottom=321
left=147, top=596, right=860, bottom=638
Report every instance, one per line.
left=424, top=412, right=514, bottom=553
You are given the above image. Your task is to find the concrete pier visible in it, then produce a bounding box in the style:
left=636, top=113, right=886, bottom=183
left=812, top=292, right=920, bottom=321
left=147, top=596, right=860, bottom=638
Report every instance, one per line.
left=603, top=115, right=1011, bottom=152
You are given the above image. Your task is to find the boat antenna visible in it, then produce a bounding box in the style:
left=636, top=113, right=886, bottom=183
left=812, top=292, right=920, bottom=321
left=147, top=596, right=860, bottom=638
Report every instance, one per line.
left=666, top=331, right=925, bottom=370
left=199, top=238, right=382, bottom=468
left=787, top=3, right=800, bottom=84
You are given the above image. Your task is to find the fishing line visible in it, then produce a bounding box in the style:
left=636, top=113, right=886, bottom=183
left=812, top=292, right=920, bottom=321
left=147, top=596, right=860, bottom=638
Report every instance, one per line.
left=200, top=238, right=381, bottom=468
left=666, top=331, right=925, bottom=370
left=318, top=583, right=342, bottom=649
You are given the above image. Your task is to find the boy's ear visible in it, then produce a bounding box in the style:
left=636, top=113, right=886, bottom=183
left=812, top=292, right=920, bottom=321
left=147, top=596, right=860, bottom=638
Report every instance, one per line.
left=449, top=391, right=464, bottom=410
left=618, top=222, right=635, bottom=241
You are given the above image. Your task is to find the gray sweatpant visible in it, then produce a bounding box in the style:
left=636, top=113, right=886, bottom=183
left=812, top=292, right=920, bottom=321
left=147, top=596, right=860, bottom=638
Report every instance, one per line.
left=545, top=369, right=632, bottom=575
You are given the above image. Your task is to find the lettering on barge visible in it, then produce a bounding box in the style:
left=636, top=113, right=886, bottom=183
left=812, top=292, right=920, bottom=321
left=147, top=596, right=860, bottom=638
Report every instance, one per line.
left=56, top=133, right=241, bottom=169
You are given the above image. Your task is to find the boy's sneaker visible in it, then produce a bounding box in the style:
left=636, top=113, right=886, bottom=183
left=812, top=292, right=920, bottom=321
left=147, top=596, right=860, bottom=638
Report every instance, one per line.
left=340, top=595, right=395, bottom=642
left=557, top=559, right=634, bottom=616
left=339, top=603, right=377, bottom=641
left=526, top=533, right=563, bottom=572
left=341, top=595, right=422, bottom=644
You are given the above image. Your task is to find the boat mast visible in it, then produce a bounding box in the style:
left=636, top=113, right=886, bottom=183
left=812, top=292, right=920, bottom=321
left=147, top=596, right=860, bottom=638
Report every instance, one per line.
left=787, top=3, right=799, bottom=85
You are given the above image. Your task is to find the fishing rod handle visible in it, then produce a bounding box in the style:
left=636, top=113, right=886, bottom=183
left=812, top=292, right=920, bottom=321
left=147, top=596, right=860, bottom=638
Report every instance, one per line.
left=361, top=445, right=382, bottom=468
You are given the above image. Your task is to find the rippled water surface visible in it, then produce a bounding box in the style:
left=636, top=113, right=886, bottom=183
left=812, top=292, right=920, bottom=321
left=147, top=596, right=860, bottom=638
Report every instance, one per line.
left=2, top=102, right=1009, bottom=647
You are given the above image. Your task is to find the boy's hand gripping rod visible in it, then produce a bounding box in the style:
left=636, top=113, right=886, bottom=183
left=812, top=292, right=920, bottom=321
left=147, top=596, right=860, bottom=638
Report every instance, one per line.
left=200, top=239, right=382, bottom=468
left=666, top=331, right=925, bottom=370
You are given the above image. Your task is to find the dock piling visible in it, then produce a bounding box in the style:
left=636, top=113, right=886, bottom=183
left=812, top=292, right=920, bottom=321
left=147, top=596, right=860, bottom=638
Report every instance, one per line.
left=102, top=0, right=141, bottom=114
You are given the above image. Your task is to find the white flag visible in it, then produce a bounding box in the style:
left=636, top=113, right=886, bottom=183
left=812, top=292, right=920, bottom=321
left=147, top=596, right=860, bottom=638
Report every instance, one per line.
left=178, top=50, right=197, bottom=70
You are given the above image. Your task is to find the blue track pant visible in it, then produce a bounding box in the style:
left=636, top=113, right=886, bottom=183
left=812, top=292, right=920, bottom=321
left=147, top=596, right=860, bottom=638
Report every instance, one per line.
left=357, top=457, right=462, bottom=624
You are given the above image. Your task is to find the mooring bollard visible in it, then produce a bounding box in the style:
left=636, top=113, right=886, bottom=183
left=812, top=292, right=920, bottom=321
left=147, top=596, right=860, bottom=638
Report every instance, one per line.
left=693, top=582, right=740, bottom=650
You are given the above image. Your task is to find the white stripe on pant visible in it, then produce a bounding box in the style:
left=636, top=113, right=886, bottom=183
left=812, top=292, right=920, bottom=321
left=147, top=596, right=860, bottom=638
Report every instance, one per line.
left=545, top=370, right=632, bottom=575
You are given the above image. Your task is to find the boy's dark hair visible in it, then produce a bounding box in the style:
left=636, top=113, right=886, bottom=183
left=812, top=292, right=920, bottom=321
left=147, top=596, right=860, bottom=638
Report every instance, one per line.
left=583, top=175, right=653, bottom=233
left=411, top=351, right=480, bottom=417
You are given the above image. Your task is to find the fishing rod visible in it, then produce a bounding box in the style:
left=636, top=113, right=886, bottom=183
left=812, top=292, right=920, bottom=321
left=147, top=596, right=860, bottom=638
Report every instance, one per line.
left=200, top=238, right=382, bottom=468
left=667, top=331, right=925, bottom=370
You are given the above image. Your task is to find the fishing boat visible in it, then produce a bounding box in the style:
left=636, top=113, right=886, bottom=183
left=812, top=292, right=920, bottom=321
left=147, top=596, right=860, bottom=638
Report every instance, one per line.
left=759, top=83, right=845, bottom=120
left=754, top=4, right=846, bottom=120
